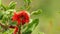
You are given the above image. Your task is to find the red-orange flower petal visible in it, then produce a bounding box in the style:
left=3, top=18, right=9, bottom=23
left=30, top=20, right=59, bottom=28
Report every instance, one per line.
left=12, top=12, right=18, bottom=21
left=18, top=10, right=30, bottom=25
left=12, top=10, right=30, bottom=25
left=13, top=26, right=18, bottom=34
left=9, top=25, right=15, bottom=28
left=17, top=19, right=21, bottom=25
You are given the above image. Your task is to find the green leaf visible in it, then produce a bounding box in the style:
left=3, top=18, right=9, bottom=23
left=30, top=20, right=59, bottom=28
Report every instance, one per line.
left=2, top=29, right=14, bottom=34
left=2, top=15, right=8, bottom=24
left=27, top=0, right=32, bottom=5
left=22, top=30, right=32, bottom=34
left=31, top=9, right=42, bottom=15
left=9, top=21, right=17, bottom=26
left=0, top=11, right=4, bottom=20
left=24, top=0, right=32, bottom=3
left=26, top=19, right=39, bottom=31
left=5, top=9, right=14, bottom=15
left=8, top=1, right=16, bottom=9
left=31, top=9, right=42, bottom=19
left=6, top=29, right=14, bottom=34
left=6, top=9, right=15, bottom=12
left=3, top=15, right=8, bottom=20
left=1, top=4, right=7, bottom=11
left=24, top=0, right=28, bottom=3
left=22, top=19, right=39, bottom=34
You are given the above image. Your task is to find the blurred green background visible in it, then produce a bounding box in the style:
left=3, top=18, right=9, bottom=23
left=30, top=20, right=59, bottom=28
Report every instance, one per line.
left=2, top=0, right=60, bottom=34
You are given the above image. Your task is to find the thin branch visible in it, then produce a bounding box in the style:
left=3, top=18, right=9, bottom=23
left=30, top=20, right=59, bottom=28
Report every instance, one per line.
left=0, top=23, right=5, bottom=28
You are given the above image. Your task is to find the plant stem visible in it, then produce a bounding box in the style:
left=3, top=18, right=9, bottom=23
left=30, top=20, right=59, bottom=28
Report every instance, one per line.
left=18, top=25, right=21, bottom=34
left=0, top=23, right=9, bottom=30
left=0, top=23, right=5, bottom=27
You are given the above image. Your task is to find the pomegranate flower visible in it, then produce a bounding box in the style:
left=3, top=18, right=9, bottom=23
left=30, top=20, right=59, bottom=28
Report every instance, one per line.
left=9, top=26, right=18, bottom=34
left=13, top=26, right=18, bottom=34
left=9, top=25, right=15, bottom=28
left=12, top=10, right=30, bottom=25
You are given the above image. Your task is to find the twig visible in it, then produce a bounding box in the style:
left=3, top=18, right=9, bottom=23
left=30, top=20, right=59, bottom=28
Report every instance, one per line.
left=18, top=25, right=21, bottom=34
left=0, top=23, right=5, bottom=28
